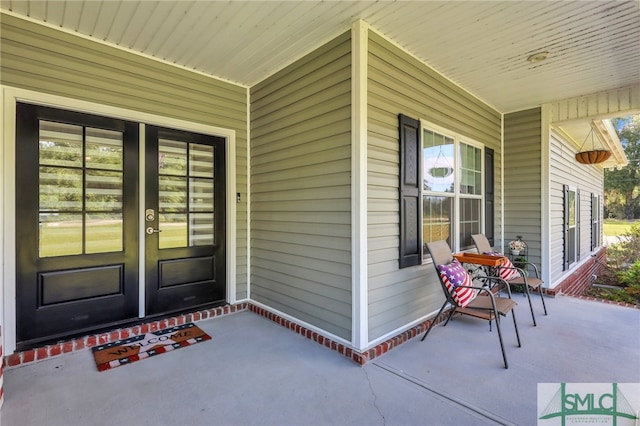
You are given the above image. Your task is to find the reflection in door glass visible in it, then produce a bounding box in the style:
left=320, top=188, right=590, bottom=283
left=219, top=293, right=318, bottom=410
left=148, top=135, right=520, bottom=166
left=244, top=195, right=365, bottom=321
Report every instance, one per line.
left=190, top=213, right=214, bottom=246
left=39, top=213, right=82, bottom=257
left=159, top=176, right=187, bottom=212
left=86, top=170, right=123, bottom=211
left=159, top=213, right=187, bottom=249
left=39, top=167, right=83, bottom=211
left=190, top=144, right=214, bottom=177
left=158, top=140, right=215, bottom=249
left=86, top=128, right=124, bottom=170
left=190, top=178, right=214, bottom=211
left=159, top=140, right=187, bottom=176
left=39, top=122, right=83, bottom=167
left=38, top=121, right=124, bottom=257
left=86, top=213, right=123, bottom=253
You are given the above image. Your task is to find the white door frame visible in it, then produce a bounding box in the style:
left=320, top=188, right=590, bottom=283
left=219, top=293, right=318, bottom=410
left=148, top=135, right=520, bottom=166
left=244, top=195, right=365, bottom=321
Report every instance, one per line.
left=1, top=86, right=237, bottom=354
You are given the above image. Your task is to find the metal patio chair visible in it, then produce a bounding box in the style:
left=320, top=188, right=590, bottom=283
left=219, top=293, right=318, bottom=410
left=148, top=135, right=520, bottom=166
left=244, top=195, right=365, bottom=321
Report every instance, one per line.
left=471, top=234, right=548, bottom=326
left=422, top=240, right=521, bottom=369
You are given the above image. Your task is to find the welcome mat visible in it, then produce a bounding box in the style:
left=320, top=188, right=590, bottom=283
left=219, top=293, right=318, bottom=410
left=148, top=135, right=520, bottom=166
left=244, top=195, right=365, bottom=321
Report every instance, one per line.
left=92, top=323, right=211, bottom=371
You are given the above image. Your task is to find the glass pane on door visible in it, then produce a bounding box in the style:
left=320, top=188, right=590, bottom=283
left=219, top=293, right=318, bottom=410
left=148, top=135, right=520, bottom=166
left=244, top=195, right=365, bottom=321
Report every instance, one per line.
left=158, top=139, right=215, bottom=249
left=38, top=121, right=124, bottom=257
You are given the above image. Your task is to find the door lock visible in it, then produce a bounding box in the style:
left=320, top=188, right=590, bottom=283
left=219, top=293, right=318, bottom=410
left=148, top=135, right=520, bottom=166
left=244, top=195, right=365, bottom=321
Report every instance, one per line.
left=146, top=227, right=162, bottom=235
left=145, top=209, right=155, bottom=222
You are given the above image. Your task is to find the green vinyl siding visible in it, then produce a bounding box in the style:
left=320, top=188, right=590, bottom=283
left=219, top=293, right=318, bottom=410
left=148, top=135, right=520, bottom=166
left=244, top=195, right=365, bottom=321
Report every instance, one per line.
left=549, top=129, right=603, bottom=286
left=504, top=108, right=542, bottom=269
left=366, top=31, right=501, bottom=341
left=0, top=13, right=249, bottom=299
left=250, top=31, right=352, bottom=340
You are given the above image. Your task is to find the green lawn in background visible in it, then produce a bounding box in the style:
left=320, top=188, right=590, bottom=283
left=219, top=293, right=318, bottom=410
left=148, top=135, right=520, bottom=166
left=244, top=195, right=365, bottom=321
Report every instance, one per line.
left=603, top=219, right=638, bottom=237
left=39, top=218, right=637, bottom=251
left=39, top=221, right=189, bottom=257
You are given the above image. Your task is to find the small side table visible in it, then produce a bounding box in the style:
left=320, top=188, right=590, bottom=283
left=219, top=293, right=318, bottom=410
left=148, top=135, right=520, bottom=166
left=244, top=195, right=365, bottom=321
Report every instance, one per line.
left=453, top=252, right=508, bottom=281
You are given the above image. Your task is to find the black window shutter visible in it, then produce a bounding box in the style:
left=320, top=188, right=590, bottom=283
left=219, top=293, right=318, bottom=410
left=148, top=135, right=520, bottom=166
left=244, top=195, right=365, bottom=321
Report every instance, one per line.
left=591, top=193, right=596, bottom=251
left=398, top=114, right=422, bottom=268
left=484, top=147, right=495, bottom=246
left=563, top=185, right=569, bottom=271
left=576, top=189, right=581, bottom=261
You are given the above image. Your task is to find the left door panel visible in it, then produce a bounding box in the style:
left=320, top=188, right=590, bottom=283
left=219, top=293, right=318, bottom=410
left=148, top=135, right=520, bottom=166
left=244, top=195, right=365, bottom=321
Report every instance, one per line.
left=15, top=103, right=139, bottom=348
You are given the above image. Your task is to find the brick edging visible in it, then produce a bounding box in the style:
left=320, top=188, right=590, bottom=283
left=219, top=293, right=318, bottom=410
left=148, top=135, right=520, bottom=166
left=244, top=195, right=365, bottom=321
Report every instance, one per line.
left=3, top=303, right=249, bottom=370
left=4, top=301, right=455, bottom=370
left=3, top=290, right=637, bottom=373
left=249, top=303, right=452, bottom=365
left=558, top=250, right=608, bottom=297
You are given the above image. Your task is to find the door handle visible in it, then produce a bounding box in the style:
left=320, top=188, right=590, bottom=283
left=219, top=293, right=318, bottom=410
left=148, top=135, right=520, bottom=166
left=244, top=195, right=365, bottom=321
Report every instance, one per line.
left=146, top=227, right=162, bottom=235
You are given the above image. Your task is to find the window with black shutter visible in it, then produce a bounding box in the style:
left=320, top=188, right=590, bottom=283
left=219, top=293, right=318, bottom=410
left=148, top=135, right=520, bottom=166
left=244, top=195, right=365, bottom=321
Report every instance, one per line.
left=398, top=114, right=489, bottom=268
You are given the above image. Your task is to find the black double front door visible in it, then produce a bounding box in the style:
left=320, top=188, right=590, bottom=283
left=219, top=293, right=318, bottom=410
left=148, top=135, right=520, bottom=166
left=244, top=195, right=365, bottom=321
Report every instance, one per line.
left=15, top=103, right=226, bottom=348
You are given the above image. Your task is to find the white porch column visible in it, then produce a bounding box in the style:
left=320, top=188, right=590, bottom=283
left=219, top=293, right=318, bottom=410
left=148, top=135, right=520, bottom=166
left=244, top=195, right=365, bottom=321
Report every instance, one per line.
left=541, top=104, right=552, bottom=287
left=351, top=20, right=369, bottom=350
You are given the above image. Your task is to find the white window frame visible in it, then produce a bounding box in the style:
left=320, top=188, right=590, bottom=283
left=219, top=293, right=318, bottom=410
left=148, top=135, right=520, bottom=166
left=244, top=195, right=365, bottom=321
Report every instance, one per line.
left=420, top=120, right=484, bottom=257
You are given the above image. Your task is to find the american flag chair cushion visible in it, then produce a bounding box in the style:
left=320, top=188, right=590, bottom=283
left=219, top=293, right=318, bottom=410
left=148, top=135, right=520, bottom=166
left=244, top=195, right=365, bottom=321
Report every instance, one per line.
left=484, top=251, right=520, bottom=281
left=437, top=259, right=478, bottom=307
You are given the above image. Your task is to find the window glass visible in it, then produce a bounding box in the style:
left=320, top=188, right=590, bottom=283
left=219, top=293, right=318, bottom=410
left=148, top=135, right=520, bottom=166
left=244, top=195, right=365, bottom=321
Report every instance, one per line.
left=460, top=142, right=482, bottom=195
left=39, top=122, right=83, bottom=167
left=422, top=126, right=484, bottom=255
left=38, top=121, right=124, bottom=258
left=39, top=167, right=82, bottom=211
left=158, top=140, right=215, bottom=249
left=158, top=139, right=187, bottom=176
left=459, top=198, right=481, bottom=249
left=423, top=196, right=453, bottom=249
left=86, top=128, right=123, bottom=171
left=568, top=190, right=576, bottom=227
left=423, top=130, right=454, bottom=193
left=86, top=170, right=123, bottom=211
left=86, top=213, right=123, bottom=253
left=39, top=213, right=82, bottom=257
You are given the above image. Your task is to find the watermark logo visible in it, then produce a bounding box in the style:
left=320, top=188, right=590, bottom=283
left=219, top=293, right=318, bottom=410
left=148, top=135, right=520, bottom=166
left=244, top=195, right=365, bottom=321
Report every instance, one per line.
left=538, top=383, right=640, bottom=425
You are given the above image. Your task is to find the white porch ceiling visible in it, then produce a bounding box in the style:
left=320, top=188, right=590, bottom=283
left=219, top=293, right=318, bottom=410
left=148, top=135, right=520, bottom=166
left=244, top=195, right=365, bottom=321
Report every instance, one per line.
left=1, top=0, right=639, bottom=114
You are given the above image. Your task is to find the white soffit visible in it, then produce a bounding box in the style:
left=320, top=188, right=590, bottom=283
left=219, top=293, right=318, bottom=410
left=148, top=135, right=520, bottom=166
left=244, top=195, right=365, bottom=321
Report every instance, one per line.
left=1, top=1, right=639, bottom=113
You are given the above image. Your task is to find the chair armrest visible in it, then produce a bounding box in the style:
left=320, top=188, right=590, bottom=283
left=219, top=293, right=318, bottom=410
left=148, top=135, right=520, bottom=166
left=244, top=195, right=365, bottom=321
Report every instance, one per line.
left=515, top=261, right=540, bottom=278
left=471, top=275, right=514, bottom=297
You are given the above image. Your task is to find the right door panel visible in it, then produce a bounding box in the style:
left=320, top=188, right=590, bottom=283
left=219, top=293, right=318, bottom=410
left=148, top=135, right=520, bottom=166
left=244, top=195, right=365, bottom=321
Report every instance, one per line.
left=144, top=125, right=226, bottom=315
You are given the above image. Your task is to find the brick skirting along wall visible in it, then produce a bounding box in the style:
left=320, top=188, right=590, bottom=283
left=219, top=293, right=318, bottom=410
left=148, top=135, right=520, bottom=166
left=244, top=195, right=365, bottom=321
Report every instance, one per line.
left=557, top=249, right=607, bottom=297
left=4, top=303, right=249, bottom=369
left=248, top=304, right=452, bottom=365
left=3, top=301, right=454, bottom=372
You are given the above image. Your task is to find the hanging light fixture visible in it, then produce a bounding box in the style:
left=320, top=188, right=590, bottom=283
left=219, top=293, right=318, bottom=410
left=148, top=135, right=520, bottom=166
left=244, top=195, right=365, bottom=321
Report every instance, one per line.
left=575, top=123, right=612, bottom=165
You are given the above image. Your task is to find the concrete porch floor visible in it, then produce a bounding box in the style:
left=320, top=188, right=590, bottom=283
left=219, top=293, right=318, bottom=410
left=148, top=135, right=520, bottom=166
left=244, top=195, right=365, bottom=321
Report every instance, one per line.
left=2, top=295, right=639, bottom=426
